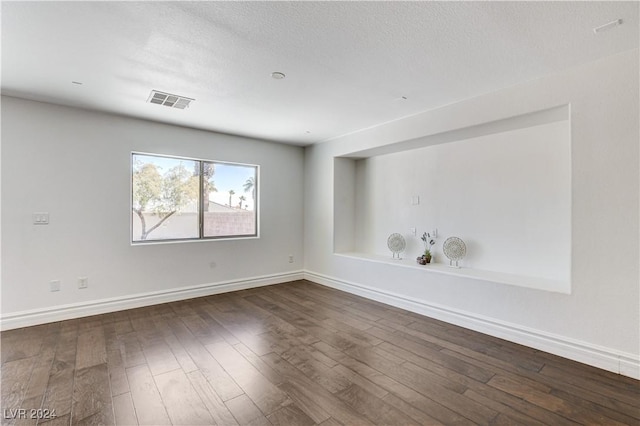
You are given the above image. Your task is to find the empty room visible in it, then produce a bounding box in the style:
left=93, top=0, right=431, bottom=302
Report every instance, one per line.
left=1, top=1, right=639, bottom=425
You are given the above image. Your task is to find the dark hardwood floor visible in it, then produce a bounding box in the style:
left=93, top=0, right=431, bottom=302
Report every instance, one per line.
left=2, top=280, right=639, bottom=425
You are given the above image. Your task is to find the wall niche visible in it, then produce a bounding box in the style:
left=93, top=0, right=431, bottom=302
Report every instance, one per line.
left=334, top=105, right=571, bottom=293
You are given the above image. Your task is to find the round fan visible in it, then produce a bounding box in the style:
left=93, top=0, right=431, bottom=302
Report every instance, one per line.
left=443, top=236, right=466, bottom=267
left=387, top=233, right=406, bottom=259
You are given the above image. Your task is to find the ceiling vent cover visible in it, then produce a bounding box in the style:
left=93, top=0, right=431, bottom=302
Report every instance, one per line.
left=147, top=90, right=194, bottom=109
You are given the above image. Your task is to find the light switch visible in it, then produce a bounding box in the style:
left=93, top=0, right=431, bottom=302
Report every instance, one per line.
left=33, top=212, right=50, bottom=225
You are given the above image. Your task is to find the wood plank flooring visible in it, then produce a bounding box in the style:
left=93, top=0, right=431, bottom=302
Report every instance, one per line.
left=2, top=280, right=639, bottom=425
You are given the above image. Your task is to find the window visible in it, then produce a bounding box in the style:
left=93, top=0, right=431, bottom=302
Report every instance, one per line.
left=131, top=153, right=258, bottom=242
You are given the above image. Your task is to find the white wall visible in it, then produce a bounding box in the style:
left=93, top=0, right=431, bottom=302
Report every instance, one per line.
left=1, top=97, right=304, bottom=319
left=304, top=49, right=639, bottom=376
left=352, top=119, right=571, bottom=283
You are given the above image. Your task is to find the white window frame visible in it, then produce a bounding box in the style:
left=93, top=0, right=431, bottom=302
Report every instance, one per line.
left=130, top=151, right=260, bottom=244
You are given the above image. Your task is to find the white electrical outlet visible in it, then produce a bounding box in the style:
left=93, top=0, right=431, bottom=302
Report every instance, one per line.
left=78, top=277, right=88, bottom=289
left=410, top=227, right=416, bottom=236
left=33, top=212, right=50, bottom=225
left=50, top=280, right=60, bottom=292
left=288, top=255, right=294, bottom=263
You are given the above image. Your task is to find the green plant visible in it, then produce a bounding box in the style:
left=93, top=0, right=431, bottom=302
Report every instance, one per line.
left=421, top=232, right=435, bottom=257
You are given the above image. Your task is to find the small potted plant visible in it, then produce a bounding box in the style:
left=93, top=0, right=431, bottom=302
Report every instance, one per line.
left=417, top=232, right=436, bottom=264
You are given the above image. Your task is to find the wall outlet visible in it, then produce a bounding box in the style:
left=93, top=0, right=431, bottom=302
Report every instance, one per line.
left=78, top=277, right=88, bottom=289
left=50, top=280, right=60, bottom=292
left=288, top=255, right=294, bottom=263
left=410, top=227, right=416, bottom=236
left=33, top=212, right=50, bottom=225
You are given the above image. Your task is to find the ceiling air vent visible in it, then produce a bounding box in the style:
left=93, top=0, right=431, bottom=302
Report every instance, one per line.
left=147, top=90, right=194, bottom=109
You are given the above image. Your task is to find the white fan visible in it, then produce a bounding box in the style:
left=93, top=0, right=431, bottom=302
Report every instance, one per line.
left=387, top=233, right=406, bottom=260
left=443, top=236, right=466, bottom=268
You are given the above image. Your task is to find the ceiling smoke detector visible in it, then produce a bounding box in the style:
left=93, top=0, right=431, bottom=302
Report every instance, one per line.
left=147, top=90, right=194, bottom=109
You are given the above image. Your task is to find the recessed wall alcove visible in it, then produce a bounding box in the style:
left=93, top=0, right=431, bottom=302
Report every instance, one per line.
left=333, top=105, right=572, bottom=293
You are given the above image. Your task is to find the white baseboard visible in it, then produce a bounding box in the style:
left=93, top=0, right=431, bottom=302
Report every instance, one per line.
left=3, top=269, right=638, bottom=380
left=0, top=271, right=304, bottom=331
left=304, top=270, right=640, bottom=380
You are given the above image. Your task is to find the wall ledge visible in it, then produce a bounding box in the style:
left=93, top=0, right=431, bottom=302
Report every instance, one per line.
left=304, top=270, right=639, bottom=380
left=0, top=271, right=304, bottom=331
left=335, top=252, right=570, bottom=294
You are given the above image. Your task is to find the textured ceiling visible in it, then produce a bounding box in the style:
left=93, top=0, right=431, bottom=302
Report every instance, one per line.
left=1, top=1, right=638, bottom=145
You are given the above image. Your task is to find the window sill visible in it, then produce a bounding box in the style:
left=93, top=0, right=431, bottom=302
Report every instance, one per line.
left=131, top=235, right=260, bottom=246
